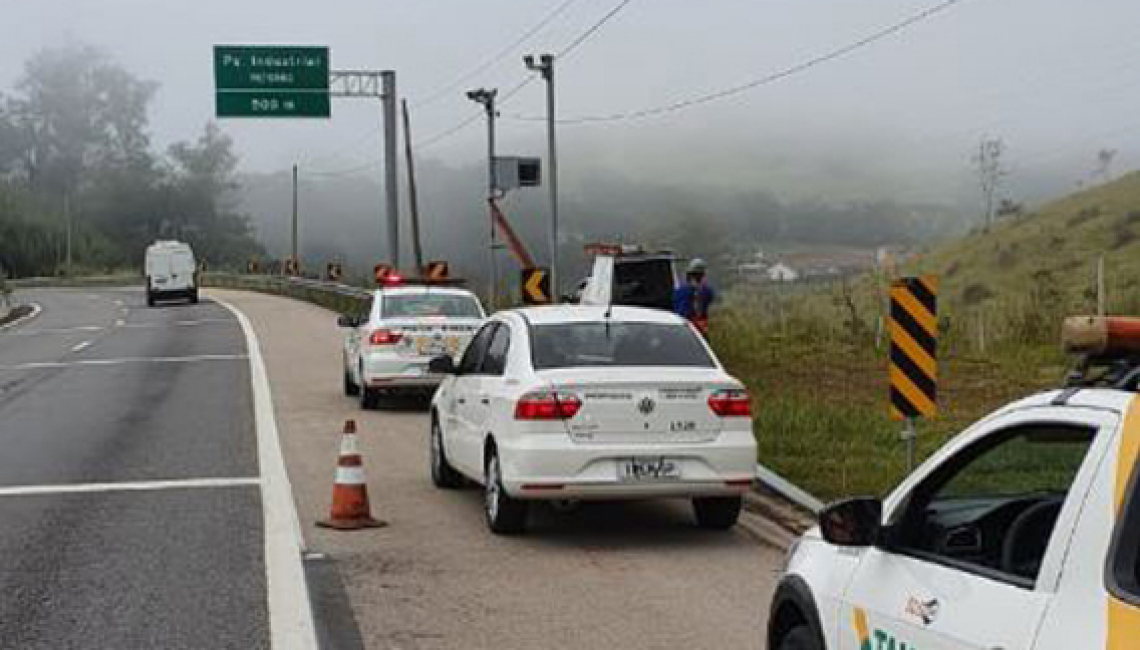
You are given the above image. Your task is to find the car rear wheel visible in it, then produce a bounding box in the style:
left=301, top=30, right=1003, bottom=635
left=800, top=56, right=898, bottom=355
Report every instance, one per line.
left=484, top=450, right=527, bottom=535
left=430, top=418, right=464, bottom=489
left=146, top=292, right=155, bottom=307
left=776, top=625, right=821, bottom=650
left=692, top=496, right=742, bottom=529
left=343, top=368, right=360, bottom=396
left=189, top=289, right=199, bottom=304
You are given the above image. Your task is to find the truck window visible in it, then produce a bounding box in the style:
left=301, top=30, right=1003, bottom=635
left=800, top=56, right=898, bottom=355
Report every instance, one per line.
left=613, top=259, right=675, bottom=311
left=1110, top=455, right=1140, bottom=605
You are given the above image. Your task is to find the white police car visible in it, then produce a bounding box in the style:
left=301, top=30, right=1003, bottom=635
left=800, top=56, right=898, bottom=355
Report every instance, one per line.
left=340, top=282, right=485, bottom=408
left=426, top=304, right=757, bottom=534
left=768, top=315, right=1140, bottom=650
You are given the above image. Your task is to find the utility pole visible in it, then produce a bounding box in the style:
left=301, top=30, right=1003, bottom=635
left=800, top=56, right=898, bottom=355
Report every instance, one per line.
left=381, top=71, right=400, bottom=271
left=467, top=88, right=499, bottom=309
left=401, top=99, right=425, bottom=273
left=525, top=53, right=559, bottom=301
left=291, top=164, right=299, bottom=266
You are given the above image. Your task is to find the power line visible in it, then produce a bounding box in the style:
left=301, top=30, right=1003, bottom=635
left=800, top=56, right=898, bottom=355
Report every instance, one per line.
left=414, top=0, right=638, bottom=152
left=412, top=0, right=582, bottom=109
left=300, top=0, right=582, bottom=172
left=508, top=0, right=971, bottom=125
left=558, top=0, right=636, bottom=59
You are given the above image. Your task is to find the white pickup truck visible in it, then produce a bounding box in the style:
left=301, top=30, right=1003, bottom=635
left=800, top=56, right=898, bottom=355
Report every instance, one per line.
left=767, top=315, right=1140, bottom=650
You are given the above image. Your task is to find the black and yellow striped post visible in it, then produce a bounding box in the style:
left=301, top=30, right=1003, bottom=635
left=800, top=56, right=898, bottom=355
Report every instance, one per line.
left=889, top=275, right=937, bottom=469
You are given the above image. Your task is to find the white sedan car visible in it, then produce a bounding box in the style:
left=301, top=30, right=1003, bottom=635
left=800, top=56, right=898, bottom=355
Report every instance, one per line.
left=428, top=304, right=757, bottom=534
left=340, top=284, right=485, bottom=408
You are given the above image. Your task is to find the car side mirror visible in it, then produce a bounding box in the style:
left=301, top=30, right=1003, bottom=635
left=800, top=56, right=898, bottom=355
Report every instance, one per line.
left=819, top=497, right=882, bottom=547
left=337, top=314, right=359, bottom=328
left=428, top=355, right=457, bottom=375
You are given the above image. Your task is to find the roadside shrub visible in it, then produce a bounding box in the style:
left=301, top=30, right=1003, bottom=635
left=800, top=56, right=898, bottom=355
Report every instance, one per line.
left=962, top=282, right=995, bottom=306
left=1067, top=205, right=1102, bottom=227
left=1112, top=218, right=1138, bottom=250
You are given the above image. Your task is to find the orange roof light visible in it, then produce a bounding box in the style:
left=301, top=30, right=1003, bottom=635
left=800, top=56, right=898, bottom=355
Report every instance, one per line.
left=1062, top=316, right=1140, bottom=355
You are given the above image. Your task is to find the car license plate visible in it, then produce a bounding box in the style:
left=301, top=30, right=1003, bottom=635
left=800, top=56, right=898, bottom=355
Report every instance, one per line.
left=416, top=337, right=448, bottom=356
left=618, top=457, right=681, bottom=482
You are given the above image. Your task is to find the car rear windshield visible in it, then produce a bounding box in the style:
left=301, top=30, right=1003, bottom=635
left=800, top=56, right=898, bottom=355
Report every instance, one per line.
left=531, top=321, right=714, bottom=369
left=383, top=294, right=482, bottom=318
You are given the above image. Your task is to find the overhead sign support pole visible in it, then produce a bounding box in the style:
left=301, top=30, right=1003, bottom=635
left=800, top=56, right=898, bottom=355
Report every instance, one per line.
left=381, top=71, right=399, bottom=272
left=327, top=70, right=401, bottom=273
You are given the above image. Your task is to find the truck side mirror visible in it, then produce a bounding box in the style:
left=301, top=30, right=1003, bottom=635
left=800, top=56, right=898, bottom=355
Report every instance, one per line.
left=819, top=497, right=882, bottom=547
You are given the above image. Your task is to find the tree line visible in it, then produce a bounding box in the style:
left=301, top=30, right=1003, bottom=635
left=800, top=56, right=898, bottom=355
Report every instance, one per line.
left=0, top=44, right=261, bottom=278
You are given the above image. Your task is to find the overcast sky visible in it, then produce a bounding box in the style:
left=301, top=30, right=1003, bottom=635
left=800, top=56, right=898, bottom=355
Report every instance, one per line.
left=5, top=0, right=1140, bottom=203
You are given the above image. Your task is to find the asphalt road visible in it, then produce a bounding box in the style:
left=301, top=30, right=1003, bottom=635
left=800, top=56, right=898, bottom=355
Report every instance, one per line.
left=216, top=288, right=784, bottom=650
left=0, top=289, right=268, bottom=649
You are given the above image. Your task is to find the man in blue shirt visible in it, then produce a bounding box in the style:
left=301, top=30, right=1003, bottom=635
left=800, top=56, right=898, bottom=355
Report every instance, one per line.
left=673, top=258, right=715, bottom=335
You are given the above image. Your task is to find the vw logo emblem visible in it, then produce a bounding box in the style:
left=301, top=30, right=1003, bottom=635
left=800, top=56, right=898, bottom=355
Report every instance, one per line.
left=637, top=396, right=656, bottom=416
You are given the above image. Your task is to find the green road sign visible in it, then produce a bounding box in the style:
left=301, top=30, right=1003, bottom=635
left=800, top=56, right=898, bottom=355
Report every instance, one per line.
left=215, top=91, right=331, bottom=118
left=214, top=45, right=330, bottom=118
left=214, top=46, right=329, bottom=90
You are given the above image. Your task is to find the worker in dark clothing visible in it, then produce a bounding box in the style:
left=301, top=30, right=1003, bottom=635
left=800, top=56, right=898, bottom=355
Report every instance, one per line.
left=673, top=258, right=715, bottom=335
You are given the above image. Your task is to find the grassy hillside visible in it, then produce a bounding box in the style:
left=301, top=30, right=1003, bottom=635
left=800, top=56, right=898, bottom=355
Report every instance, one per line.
left=717, top=174, right=1140, bottom=501
left=913, top=171, right=1140, bottom=330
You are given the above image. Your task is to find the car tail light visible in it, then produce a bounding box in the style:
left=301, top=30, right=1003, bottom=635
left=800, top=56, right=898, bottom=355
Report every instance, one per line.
left=514, top=391, right=582, bottom=420
left=368, top=329, right=403, bottom=346
left=708, top=388, right=751, bottom=417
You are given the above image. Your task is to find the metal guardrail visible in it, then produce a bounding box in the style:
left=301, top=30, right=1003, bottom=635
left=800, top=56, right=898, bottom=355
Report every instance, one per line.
left=202, top=273, right=371, bottom=315
left=9, top=275, right=144, bottom=289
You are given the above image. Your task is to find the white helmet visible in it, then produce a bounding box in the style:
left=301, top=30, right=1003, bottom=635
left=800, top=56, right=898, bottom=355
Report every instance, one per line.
left=687, top=258, right=708, bottom=274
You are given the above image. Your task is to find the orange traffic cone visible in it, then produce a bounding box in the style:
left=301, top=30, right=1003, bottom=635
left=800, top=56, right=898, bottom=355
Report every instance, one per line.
left=317, top=420, right=386, bottom=530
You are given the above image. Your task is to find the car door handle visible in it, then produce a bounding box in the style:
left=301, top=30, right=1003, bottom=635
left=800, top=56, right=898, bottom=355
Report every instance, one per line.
left=480, top=398, right=490, bottom=405
left=457, top=397, right=466, bottom=404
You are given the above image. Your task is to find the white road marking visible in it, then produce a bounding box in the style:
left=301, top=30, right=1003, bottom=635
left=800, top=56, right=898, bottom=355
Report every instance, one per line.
left=0, top=354, right=248, bottom=371
left=214, top=295, right=319, bottom=650
left=114, top=299, right=124, bottom=306
left=119, top=318, right=235, bottom=329
left=0, top=477, right=260, bottom=498
left=9, top=324, right=105, bottom=336
left=70, top=340, right=92, bottom=353
left=0, top=302, right=43, bottom=332
left=12, top=318, right=233, bottom=337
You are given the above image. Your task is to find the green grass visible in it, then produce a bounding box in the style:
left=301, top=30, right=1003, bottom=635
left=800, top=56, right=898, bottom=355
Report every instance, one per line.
left=704, top=170, right=1140, bottom=500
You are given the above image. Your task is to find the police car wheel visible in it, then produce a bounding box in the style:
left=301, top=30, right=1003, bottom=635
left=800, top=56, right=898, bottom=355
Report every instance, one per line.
left=360, top=386, right=380, bottom=410
left=343, top=369, right=360, bottom=396
left=777, top=625, right=820, bottom=650
left=692, top=496, right=742, bottom=529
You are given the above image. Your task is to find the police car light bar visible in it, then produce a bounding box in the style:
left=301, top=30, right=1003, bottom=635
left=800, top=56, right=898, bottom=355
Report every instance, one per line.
left=1062, top=316, right=1140, bottom=355
left=583, top=243, right=651, bottom=257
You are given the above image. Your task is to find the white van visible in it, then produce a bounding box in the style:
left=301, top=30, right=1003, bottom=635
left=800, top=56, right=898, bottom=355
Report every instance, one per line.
left=145, top=240, right=198, bottom=306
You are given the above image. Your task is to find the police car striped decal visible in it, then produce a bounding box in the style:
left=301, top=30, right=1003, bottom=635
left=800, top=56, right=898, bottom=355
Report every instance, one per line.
left=1108, top=397, right=1140, bottom=649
